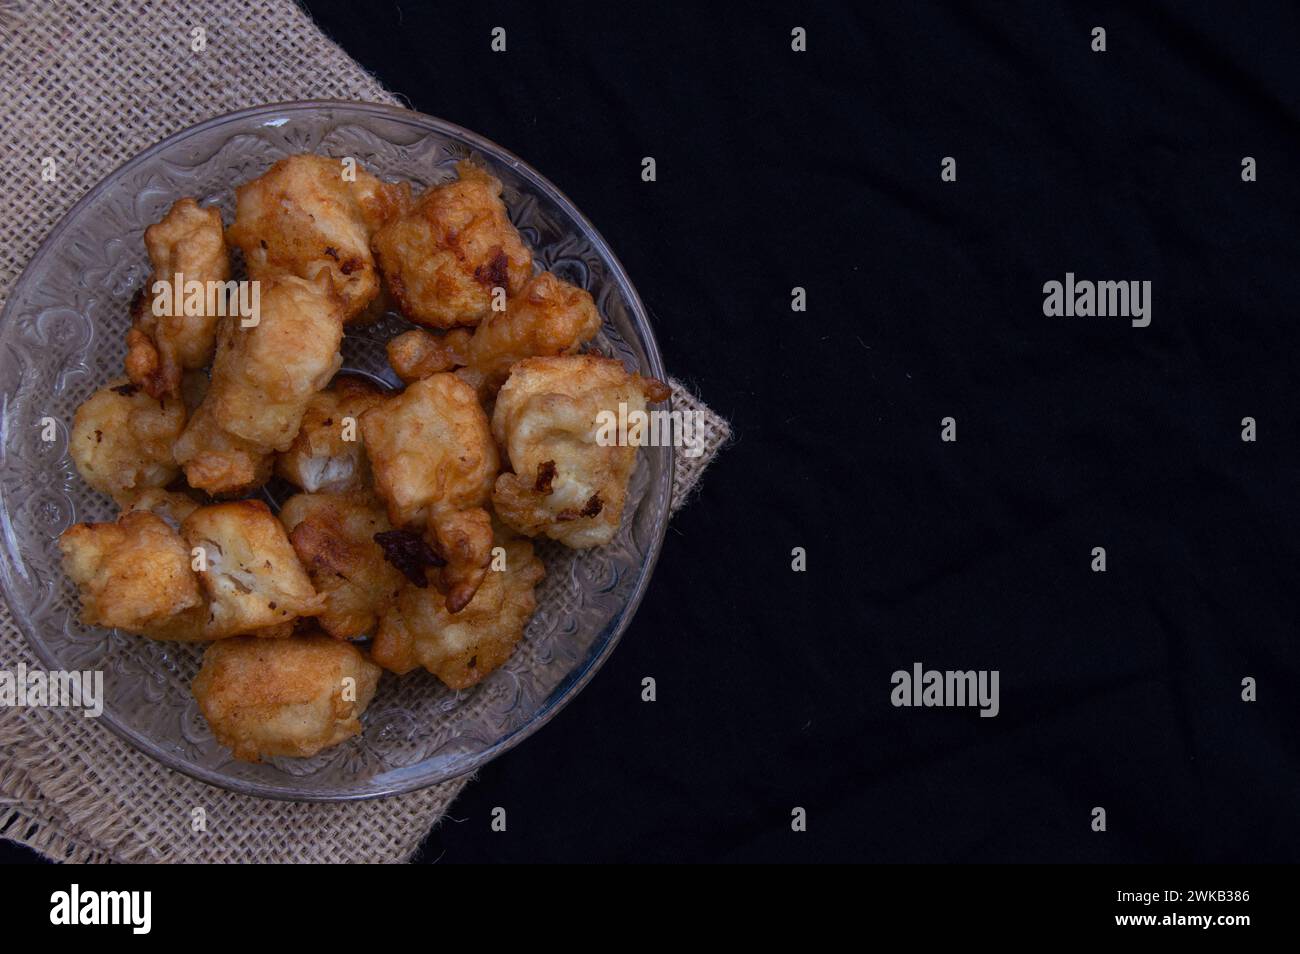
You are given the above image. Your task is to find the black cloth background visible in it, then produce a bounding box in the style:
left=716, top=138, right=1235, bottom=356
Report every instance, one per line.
left=7, top=0, right=1300, bottom=864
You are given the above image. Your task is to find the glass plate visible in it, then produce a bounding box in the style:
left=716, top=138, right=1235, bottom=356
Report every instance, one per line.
left=0, top=101, right=672, bottom=800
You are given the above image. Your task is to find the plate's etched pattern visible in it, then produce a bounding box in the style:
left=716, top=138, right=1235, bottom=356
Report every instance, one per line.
left=0, top=106, right=670, bottom=798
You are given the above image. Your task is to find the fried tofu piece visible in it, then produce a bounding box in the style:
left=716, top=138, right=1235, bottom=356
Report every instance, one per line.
left=372, top=536, right=543, bottom=688
left=181, top=500, right=323, bottom=639
left=227, top=154, right=410, bottom=321
left=192, top=632, right=380, bottom=762
left=70, top=378, right=187, bottom=504
left=386, top=271, right=601, bottom=397
left=59, top=510, right=207, bottom=640
left=274, top=375, right=386, bottom=493
left=280, top=492, right=404, bottom=640
left=359, top=373, right=499, bottom=610
left=372, top=161, right=532, bottom=329
left=209, top=274, right=344, bottom=451
left=491, top=355, right=669, bottom=548
left=125, top=198, right=229, bottom=398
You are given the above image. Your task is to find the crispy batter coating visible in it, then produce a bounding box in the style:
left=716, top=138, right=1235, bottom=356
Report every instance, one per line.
left=427, top=506, right=494, bottom=614
left=210, top=274, right=344, bottom=451
left=59, top=510, right=207, bottom=640
left=227, top=154, right=411, bottom=321
left=192, top=632, right=380, bottom=762
left=372, top=536, right=543, bottom=688
left=280, top=492, right=404, bottom=640
left=171, top=398, right=273, bottom=497
left=125, top=198, right=229, bottom=398
left=491, top=355, right=668, bottom=548
left=359, top=373, right=498, bottom=527
left=119, top=487, right=205, bottom=530
left=172, top=274, right=342, bottom=495
left=372, top=161, right=532, bottom=329
left=70, top=378, right=187, bottom=504
left=386, top=271, right=601, bottom=397
left=181, top=500, right=324, bottom=639
left=274, top=374, right=385, bottom=493
left=359, top=373, right=499, bottom=611
left=385, top=326, right=471, bottom=384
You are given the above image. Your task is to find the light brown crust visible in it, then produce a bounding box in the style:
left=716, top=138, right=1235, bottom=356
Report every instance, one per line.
left=171, top=398, right=273, bottom=497
left=372, top=537, right=543, bottom=687
left=490, top=355, right=662, bottom=548
left=359, top=373, right=499, bottom=610
left=172, top=274, right=344, bottom=495
left=274, top=374, right=386, bottom=493
left=428, top=506, right=493, bottom=614
left=358, top=373, right=498, bottom=528
left=181, top=499, right=324, bottom=639
left=209, top=274, right=345, bottom=451
left=280, top=491, right=405, bottom=640
left=192, top=632, right=381, bottom=762
left=119, top=487, right=205, bottom=530
left=227, top=154, right=411, bottom=322
left=371, top=161, right=532, bottom=329
left=70, top=378, right=187, bottom=504
left=59, top=510, right=207, bottom=640
left=385, top=271, right=602, bottom=402
left=126, top=198, right=229, bottom=398
left=386, top=327, right=472, bottom=383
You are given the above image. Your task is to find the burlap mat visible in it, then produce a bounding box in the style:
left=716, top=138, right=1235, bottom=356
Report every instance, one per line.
left=0, top=0, right=729, bottom=863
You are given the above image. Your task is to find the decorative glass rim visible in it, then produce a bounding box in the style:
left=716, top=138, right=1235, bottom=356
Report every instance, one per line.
left=0, top=100, right=673, bottom=801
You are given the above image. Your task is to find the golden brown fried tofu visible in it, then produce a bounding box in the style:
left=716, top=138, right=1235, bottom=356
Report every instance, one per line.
left=192, top=632, right=380, bottom=762
left=70, top=378, right=187, bottom=504
left=182, top=500, right=323, bottom=639
left=359, top=373, right=499, bottom=611
left=274, top=375, right=386, bottom=493
left=227, top=154, right=410, bottom=322
left=280, top=492, right=404, bottom=640
left=386, top=271, right=601, bottom=397
left=209, top=274, right=344, bottom=451
left=491, top=355, right=669, bottom=548
left=171, top=399, right=273, bottom=497
left=372, top=536, right=543, bottom=688
left=125, top=198, right=229, bottom=398
left=59, top=510, right=207, bottom=640
left=372, top=161, right=532, bottom=329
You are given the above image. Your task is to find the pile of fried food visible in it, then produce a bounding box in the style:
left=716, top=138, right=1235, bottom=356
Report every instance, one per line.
left=58, top=154, right=667, bottom=763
